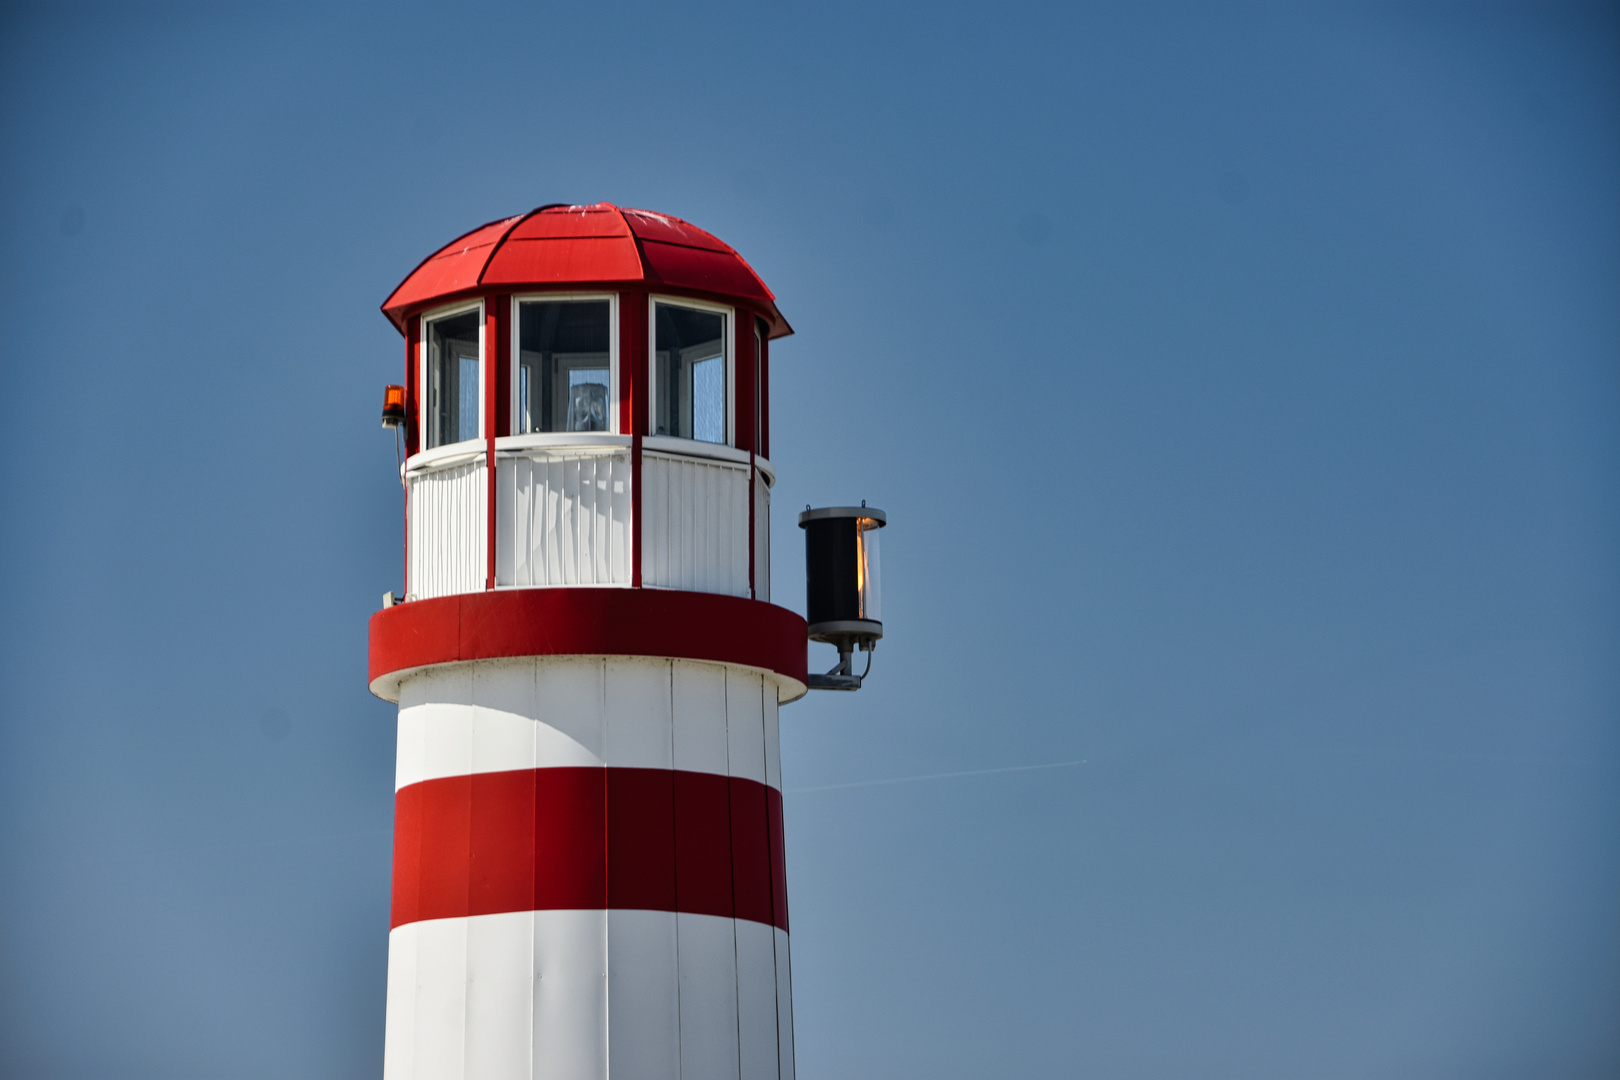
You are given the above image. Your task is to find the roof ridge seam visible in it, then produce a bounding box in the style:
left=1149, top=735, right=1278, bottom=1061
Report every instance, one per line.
left=636, top=235, right=740, bottom=256
left=475, top=207, right=548, bottom=288
left=614, top=205, right=659, bottom=287
left=635, top=234, right=776, bottom=303
left=379, top=213, right=520, bottom=328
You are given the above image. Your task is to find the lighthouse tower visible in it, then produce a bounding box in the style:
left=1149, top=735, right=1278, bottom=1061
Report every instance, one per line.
left=367, top=205, right=811, bottom=1080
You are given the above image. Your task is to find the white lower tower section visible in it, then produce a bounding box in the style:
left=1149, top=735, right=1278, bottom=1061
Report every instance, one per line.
left=383, top=657, right=795, bottom=1080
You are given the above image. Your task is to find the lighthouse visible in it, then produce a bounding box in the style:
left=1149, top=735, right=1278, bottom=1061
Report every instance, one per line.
left=367, top=204, right=881, bottom=1080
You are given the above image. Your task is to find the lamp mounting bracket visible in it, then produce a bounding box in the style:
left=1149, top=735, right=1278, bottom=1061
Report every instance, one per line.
left=807, top=640, right=873, bottom=691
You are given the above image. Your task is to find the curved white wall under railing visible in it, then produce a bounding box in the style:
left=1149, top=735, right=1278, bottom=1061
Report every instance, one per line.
left=406, top=448, right=487, bottom=601
left=495, top=436, right=634, bottom=589
left=404, top=436, right=772, bottom=602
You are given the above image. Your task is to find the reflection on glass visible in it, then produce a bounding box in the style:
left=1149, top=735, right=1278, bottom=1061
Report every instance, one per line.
left=654, top=303, right=726, bottom=444
left=426, top=309, right=481, bottom=448
left=692, top=356, right=723, bottom=443
left=518, top=300, right=611, bottom=433
left=567, top=371, right=609, bottom=431
left=458, top=354, right=478, bottom=438
left=857, top=519, right=882, bottom=623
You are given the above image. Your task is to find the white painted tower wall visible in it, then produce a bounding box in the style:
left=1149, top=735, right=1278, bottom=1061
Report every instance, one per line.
left=383, top=657, right=795, bottom=1080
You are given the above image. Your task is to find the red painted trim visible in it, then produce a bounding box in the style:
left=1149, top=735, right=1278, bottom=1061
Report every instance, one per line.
left=403, top=323, right=420, bottom=596
left=759, top=332, right=770, bottom=461
left=392, top=283, right=762, bottom=339
left=740, top=316, right=757, bottom=598
left=631, top=435, right=643, bottom=588
left=748, top=454, right=756, bottom=600
left=617, top=289, right=642, bottom=438
left=405, top=320, right=421, bottom=458
left=368, top=588, right=808, bottom=691
left=485, top=302, right=498, bottom=590
left=391, top=767, right=788, bottom=932
left=733, top=308, right=750, bottom=453
left=491, top=293, right=511, bottom=439
left=622, top=289, right=648, bottom=589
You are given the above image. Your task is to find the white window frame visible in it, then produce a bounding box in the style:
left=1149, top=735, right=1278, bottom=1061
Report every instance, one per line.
left=418, top=299, right=485, bottom=451
left=648, top=294, right=734, bottom=448
left=509, top=292, right=620, bottom=436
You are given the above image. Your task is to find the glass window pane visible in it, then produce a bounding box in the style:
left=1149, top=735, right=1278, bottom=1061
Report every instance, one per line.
left=654, top=303, right=726, bottom=444
left=459, top=353, right=479, bottom=439
left=518, top=300, right=611, bottom=433
left=425, top=309, right=481, bottom=448
left=692, top=356, right=723, bottom=443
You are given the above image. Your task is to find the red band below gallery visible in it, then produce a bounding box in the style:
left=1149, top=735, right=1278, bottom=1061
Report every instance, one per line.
left=369, top=588, right=810, bottom=693
left=392, top=767, right=789, bottom=932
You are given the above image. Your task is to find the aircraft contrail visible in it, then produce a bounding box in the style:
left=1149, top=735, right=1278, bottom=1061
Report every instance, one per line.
left=789, top=758, right=1088, bottom=794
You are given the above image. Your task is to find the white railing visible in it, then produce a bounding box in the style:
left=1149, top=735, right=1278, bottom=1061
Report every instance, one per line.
left=405, top=436, right=770, bottom=602
left=495, top=438, right=633, bottom=588
left=753, top=466, right=771, bottom=602
left=641, top=447, right=751, bottom=598
left=406, top=447, right=487, bottom=600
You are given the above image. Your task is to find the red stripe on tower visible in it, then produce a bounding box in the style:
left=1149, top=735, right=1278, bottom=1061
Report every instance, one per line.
left=391, top=768, right=788, bottom=932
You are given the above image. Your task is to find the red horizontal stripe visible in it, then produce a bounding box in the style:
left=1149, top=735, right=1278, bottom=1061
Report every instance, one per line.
left=368, top=588, right=809, bottom=693
left=392, top=767, right=788, bottom=932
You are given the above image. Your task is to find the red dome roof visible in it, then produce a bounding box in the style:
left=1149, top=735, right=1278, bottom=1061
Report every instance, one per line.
left=381, top=203, right=791, bottom=337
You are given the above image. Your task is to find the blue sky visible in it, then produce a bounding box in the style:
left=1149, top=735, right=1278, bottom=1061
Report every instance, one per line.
left=1, top=2, right=1616, bottom=1076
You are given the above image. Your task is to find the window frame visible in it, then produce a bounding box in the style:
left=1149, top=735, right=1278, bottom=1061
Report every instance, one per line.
left=418, top=298, right=486, bottom=451
left=508, top=292, right=620, bottom=437
left=648, top=294, right=734, bottom=448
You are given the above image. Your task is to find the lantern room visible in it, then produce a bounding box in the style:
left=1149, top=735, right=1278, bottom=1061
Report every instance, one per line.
left=378, top=203, right=789, bottom=610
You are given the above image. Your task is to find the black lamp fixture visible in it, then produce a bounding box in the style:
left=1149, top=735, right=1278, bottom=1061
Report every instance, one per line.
left=799, top=503, right=886, bottom=690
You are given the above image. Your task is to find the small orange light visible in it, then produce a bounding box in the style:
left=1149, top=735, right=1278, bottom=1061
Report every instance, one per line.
left=381, top=384, right=406, bottom=428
